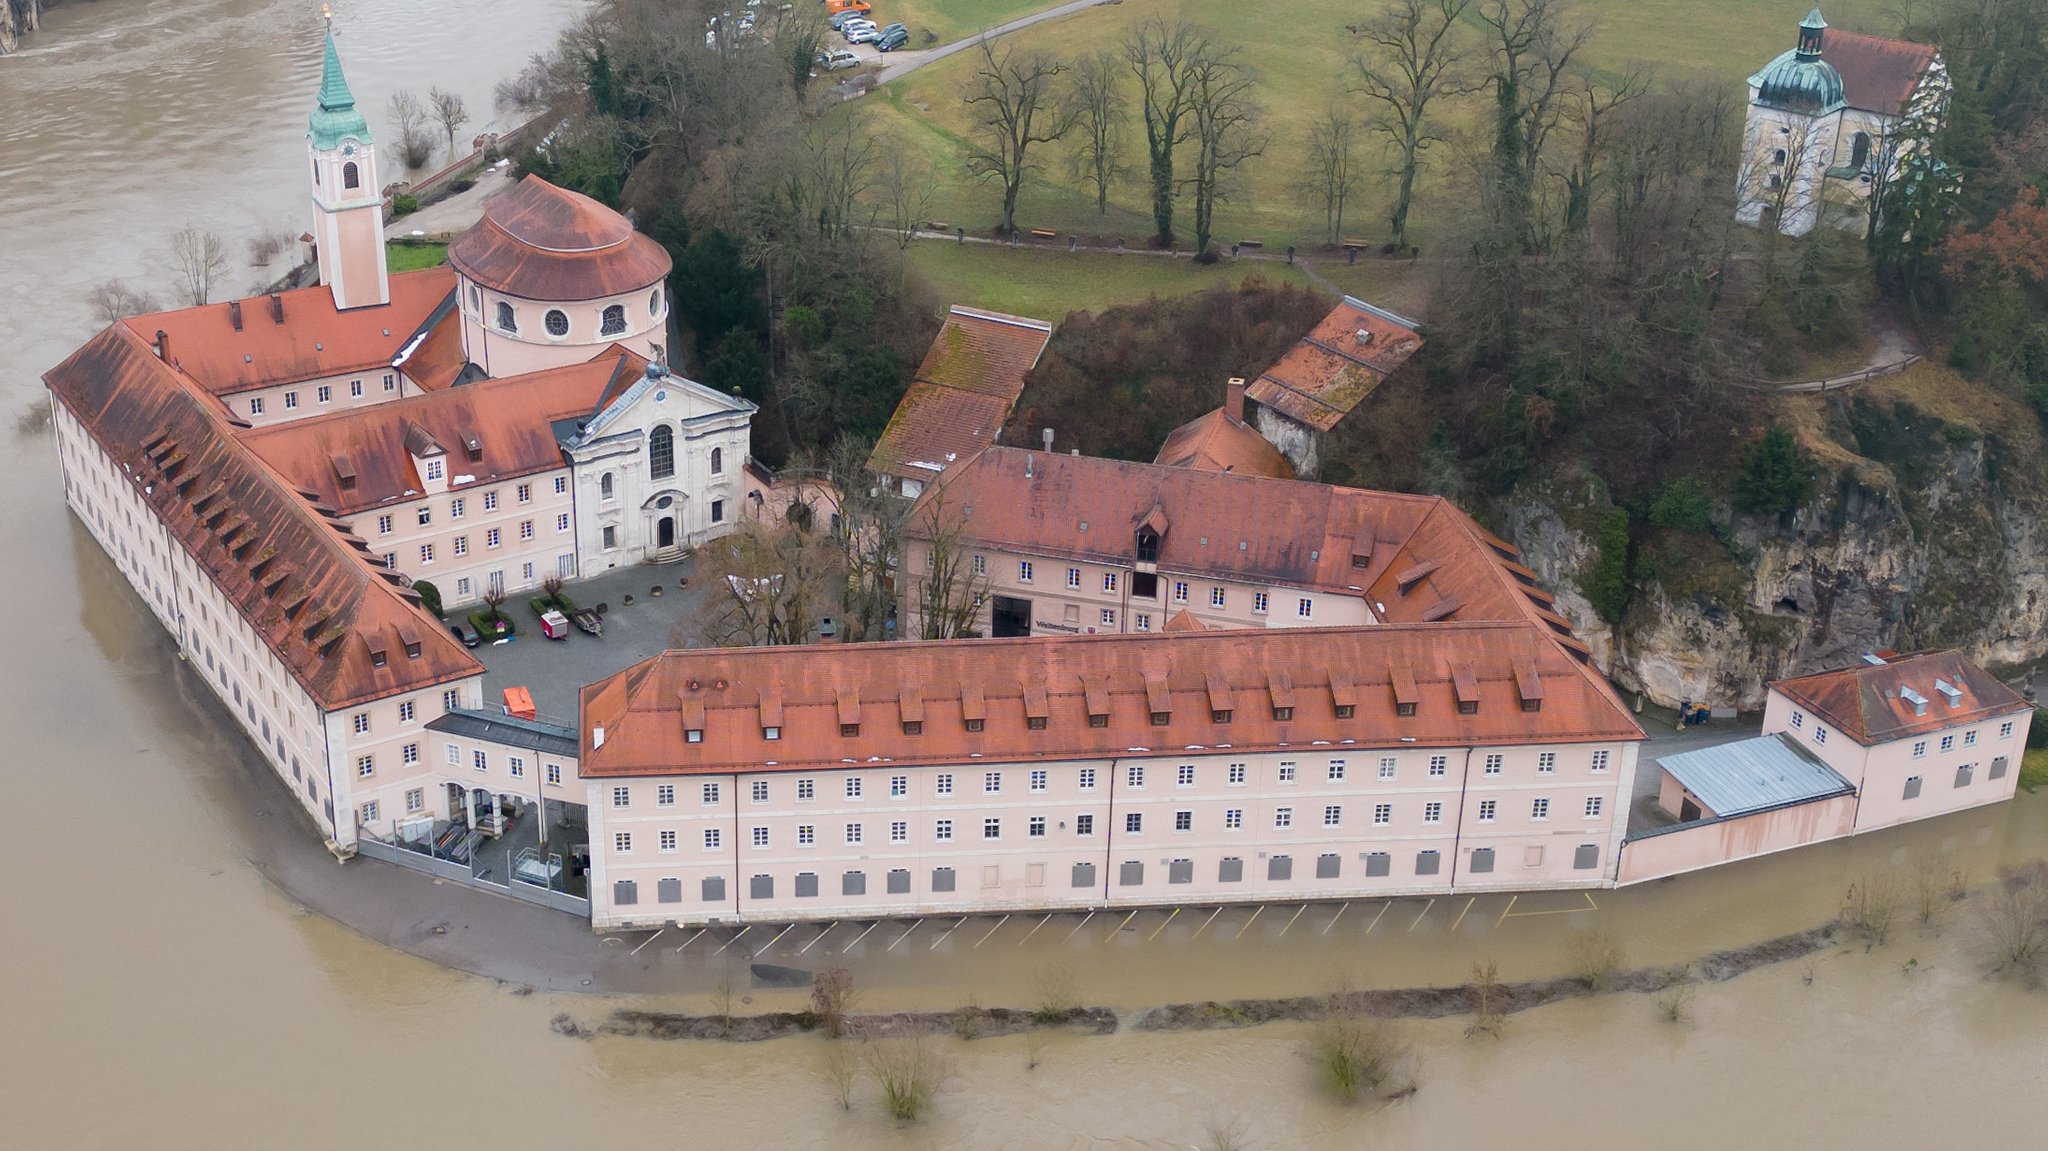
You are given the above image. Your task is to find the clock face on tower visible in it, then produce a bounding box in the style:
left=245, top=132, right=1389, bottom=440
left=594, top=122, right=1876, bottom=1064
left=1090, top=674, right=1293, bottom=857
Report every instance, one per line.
left=342, top=143, right=357, bottom=156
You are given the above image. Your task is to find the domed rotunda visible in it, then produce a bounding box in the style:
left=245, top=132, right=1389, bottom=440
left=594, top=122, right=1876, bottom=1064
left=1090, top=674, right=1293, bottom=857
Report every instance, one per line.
left=448, top=176, right=672, bottom=376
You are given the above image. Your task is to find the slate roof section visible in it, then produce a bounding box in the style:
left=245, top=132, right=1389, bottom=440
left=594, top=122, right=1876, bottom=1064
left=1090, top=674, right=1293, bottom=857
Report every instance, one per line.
left=580, top=623, right=1645, bottom=778
left=44, top=325, right=480, bottom=711
left=1154, top=407, right=1296, bottom=479
left=429, top=708, right=579, bottom=759
left=447, top=176, right=672, bottom=301
left=1246, top=296, right=1422, bottom=432
left=1824, top=29, right=1938, bottom=114
left=239, top=349, right=647, bottom=515
left=1655, top=733, right=1854, bottom=818
left=1772, top=651, right=2029, bottom=747
left=122, top=267, right=456, bottom=395
left=868, top=307, right=1052, bottom=481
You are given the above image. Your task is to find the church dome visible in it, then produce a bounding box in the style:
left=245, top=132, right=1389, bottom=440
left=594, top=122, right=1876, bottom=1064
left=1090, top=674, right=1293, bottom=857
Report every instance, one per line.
left=1752, top=8, right=1847, bottom=115
left=447, top=176, right=672, bottom=302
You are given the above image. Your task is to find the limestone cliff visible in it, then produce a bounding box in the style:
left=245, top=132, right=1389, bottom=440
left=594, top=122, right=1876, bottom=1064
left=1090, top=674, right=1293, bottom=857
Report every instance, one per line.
left=1503, top=392, right=2048, bottom=711
left=2, top=0, right=43, bottom=55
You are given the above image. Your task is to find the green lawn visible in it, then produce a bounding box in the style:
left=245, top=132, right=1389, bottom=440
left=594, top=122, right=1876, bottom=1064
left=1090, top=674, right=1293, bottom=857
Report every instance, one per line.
left=386, top=241, right=449, bottom=272
left=2023, top=748, right=2048, bottom=793
left=873, top=0, right=1896, bottom=252
left=905, top=240, right=1324, bottom=320
left=882, top=0, right=1051, bottom=45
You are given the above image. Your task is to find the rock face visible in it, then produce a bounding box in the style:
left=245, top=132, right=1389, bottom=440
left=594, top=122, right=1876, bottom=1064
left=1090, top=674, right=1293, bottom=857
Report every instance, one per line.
left=1506, top=432, right=2048, bottom=711
left=2, top=0, right=43, bottom=55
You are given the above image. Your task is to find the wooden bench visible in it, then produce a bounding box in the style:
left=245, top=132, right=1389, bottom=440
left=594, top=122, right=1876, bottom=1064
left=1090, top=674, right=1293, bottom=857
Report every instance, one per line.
left=1029, top=227, right=1058, bottom=239
left=925, top=221, right=950, bottom=231
left=1341, top=238, right=1370, bottom=250
left=1237, top=239, right=1264, bottom=250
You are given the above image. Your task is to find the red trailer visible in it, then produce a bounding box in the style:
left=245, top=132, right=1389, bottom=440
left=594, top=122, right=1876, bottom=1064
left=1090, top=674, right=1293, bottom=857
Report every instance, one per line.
left=539, top=609, right=572, bottom=640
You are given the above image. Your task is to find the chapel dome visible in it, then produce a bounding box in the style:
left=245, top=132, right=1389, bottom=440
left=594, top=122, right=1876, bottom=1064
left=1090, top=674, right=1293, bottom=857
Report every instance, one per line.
left=447, top=176, right=672, bottom=302
left=1752, top=8, right=1847, bottom=115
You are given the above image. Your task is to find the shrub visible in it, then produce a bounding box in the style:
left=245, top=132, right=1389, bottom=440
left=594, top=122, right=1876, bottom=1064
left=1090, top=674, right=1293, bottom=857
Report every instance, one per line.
left=1842, top=874, right=1900, bottom=946
left=469, top=610, right=514, bottom=638
left=448, top=177, right=476, bottom=194
left=2027, top=710, right=2048, bottom=750
left=810, top=967, right=856, bottom=1038
left=1581, top=509, right=1632, bottom=624
left=1973, top=862, right=2048, bottom=986
left=1733, top=426, right=1812, bottom=516
left=412, top=579, right=444, bottom=619
left=1567, top=927, right=1629, bottom=992
left=1648, top=478, right=1713, bottom=534
left=1310, top=1009, right=1412, bottom=1103
left=866, top=1036, right=943, bottom=1122
left=392, top=192, right=421, bottom=216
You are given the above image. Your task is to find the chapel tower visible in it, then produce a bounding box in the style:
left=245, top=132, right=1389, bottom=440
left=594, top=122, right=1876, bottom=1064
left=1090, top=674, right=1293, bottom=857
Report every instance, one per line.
left=307, top=21, right=390, bottom=310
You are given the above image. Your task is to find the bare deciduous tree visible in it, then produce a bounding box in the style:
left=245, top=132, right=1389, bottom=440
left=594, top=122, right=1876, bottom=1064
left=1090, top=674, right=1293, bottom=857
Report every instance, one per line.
left=879, top=139, right=938, bottom=251
left=772, top=4, right=829, bottom=101
left=1559, top=66, right=1650, bottom=235
left=821, top=1039, right=860, bottom=1110
left=866, top=1035, right=945, bottom=1122
left=1184, top=47, right=1265, bottom=260
left=1974, top=862, right=2048, bottom=986
left=495, top=54, right=551, bottom=112
left=389, top=89, right=436, bottom=168
left=1064, top=50, right=1128, bottom=217
left=965, top=39, right=1074, bottom=236
left=810, top=967, right=857, bottom=1037
left=800, top=113, right=881, bottom=241
left=1739, top=115, right=1832, bottom=277
left=166, top=227, right=229, bottom=306
left=86, top=279, right=161, bottom=325
left=685, top=520, right=841, bottom=646
left=430, top=87, right=472, bottom=158
left=1311, top=993, right=1415, bottom=1103
left=909, top=486, right=991, bottom=640
left=1122, top=18, right=1210, bottom=245
left=1297, top=106, right=1364, bottom=246
left=1350, top=0, right=1473, bottom=249
left=823, top=438, right=907, bottom=642
left=1477, top=0, right=1595, bottom=251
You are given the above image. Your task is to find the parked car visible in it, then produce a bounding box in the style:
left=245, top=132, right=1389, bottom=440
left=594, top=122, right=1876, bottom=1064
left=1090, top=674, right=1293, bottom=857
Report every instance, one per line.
left=827, top=9, right=864, bottom=29
left=820, top=48, right=861, bottom=70
left=875, top=23, right=909, bottom=50
left=448, top=620, right=481, bottom=648
left=843, top=21, right=881, bottom=43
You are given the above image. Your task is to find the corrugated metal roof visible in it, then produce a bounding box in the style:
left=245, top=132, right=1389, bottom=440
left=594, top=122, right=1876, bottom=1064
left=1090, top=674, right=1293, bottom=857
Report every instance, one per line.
left=1656, top=733, right=1854, bottom=817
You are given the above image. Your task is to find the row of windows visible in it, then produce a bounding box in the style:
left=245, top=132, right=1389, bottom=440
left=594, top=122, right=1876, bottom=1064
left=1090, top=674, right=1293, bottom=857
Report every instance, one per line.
left=610, top=841, right=1609, bottom=907
left=376, top=483, right=562, bottom=534
left=477, top=286, right=660, bottom=334
left=1791, top=710, right=2017, bottom=751
left=445, top=744, right=567, bottom=785
left=359, top=785, right=439, bottom=827
left=411, top=520, right=564, bottom=563
left=608, top=756, right=1612, bottom=810
left=1901, top=757, right=2008, bottom=798
left=610, top=795, right=1599, bottom=854
left=247, top=374, right=394, bottom=416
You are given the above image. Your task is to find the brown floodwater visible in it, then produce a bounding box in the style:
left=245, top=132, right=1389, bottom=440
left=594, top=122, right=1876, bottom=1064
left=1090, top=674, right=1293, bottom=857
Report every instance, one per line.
left=3, top=2, right=2046, bottom=1146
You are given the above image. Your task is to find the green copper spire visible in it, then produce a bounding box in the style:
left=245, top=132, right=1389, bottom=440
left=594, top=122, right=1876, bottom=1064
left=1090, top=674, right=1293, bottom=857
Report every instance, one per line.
left=308, top=28, right=372, bottom=150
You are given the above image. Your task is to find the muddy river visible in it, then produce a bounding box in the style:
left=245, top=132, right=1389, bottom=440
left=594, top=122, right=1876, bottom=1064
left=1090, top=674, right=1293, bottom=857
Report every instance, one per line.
left=1, top=1, right=2043, bottom=1146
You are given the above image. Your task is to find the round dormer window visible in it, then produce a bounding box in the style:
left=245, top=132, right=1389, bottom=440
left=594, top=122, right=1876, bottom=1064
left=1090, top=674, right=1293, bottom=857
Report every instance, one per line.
left=544, top=309, right=570, bottom=338
left=649, top=287, right=663, bottom=316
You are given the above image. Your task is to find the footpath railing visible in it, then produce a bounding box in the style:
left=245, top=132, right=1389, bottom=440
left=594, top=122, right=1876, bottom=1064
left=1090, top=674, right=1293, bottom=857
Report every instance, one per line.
left=380, top=113, right=550, bottom=221
left=1752, top=352, right=1923, bottom=394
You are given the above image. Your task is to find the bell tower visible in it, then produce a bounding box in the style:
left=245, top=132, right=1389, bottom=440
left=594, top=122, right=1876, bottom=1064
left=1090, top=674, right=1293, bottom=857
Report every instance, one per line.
left=307, top=16, right=389, bottom=310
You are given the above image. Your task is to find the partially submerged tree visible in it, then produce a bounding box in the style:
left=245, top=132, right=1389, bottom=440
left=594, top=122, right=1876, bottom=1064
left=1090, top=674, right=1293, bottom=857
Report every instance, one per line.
left=866, top=1035, right=945, bottom=1122
left=86, top=279, right=161, bottom=325
left=1122, top=18, right=1210, bottom=245
left=1350, top=0, right=1473, bottom=249
left=388, top=89, right=436, bottom=168
left=964, top=39, right=1074, bottom=236
left=430, top=87, right=472, bottom=158
left=166, top=227, right=229, bottom=306
left=1064, top=49, right=1129, bottom=217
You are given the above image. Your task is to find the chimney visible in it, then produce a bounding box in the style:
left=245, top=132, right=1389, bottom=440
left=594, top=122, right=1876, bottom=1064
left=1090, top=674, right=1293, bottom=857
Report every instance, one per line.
left=228, top=300, right=243, bottom=331
left=269, top=293, right=285, bottom=324
left=1041, top=427, right=1055, bottom=453
left=153, top=330, right=169, bottom=360
left=1225, top=376, right=1246, bottom=422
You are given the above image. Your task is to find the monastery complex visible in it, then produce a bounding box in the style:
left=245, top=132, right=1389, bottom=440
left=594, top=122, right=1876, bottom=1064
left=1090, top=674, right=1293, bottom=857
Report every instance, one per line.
left=42, top=29, right=2033, bottom=936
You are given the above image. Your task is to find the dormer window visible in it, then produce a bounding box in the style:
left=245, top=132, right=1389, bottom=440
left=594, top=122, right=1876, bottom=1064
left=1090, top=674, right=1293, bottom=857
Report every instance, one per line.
left=1211, top=709, right=1232, bottom=724
left=1272, top=706, right=1293, bottom=721
left=686, top=728, right=703, bottom=744
left=1089, top=713, right=1109, bottom=729
left=1395, top=702, right=1416, bottom=717
left=1458, top=700, right=1478, bottom=716
left=1027, top=716, right=1047, bottom=731
left=424, top=459, right=444, bottom=483
left=839, top=723, right=860, bottom=737
left=1335, top=704, right=1356, bottom=719
left=763, top=726, right=781, bottom=741
left=902, top=721, right=923, bottom=735
left=1150, top=711, right=1170, bottom=726
left=965, top=718, right=985, bottom=733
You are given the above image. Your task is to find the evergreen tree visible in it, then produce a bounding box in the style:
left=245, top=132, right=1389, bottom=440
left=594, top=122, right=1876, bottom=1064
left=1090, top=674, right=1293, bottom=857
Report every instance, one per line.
left=1733, top=426, right=1812, bottom=516
left=1583, top=508, right=1632, bottom=624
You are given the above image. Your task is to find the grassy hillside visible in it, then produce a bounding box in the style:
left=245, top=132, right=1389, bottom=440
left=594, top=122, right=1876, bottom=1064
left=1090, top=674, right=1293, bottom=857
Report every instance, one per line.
left=871, top=0, right=1895, bottom=250
left=905, top=241, right=1324, bottom=320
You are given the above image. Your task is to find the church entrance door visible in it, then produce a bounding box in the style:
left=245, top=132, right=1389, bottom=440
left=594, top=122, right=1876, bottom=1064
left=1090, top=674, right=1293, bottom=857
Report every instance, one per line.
left=657, top=517, right=676, bottom=549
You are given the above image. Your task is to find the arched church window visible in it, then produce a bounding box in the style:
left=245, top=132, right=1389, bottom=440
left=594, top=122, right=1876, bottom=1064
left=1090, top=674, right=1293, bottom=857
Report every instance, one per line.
left=343, top=162, right=360, bottom=190
left=313, top=160, right=321, bottom=186
left=469, top=285, right=481, bottom=314
left=601, top=304, right=628, bottom=336
left=496, top=301, right=517, bottom=333
left=710, top=447, right=723, bottom=475
left=600, top=472, right=615, bottom=500
left=1850, top=132, right=1871, bottom=169
left=649, top=426, right=675, bottom=480
left=544, top=309, right=571, bottom=337
left=649, top=287, right=663, bottom=316
left=1772, top=148, right=1786, bottom=166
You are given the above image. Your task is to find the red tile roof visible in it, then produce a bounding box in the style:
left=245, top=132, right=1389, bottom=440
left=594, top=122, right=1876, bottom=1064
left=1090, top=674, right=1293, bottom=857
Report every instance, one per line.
left=392, top=299, right=472, bottom=391
left=580, top=623, right=1645, bottom=777
left=1773, top=651, right=2028, bottom=747
left=44, top=325, right=480, bottom=711
left=1246, top=296, right=1422, bottom=432
left=1826, top=30, right=1939, bottom=115
left=868, top=307, right=1052, bottom=480
left=446, top=176, right=671, bottom=301
left=121, top=268, right=456, bottom=395
left=1154, top=407, right=1296, bottom=479
left=238, top=350, right=647, bottom=515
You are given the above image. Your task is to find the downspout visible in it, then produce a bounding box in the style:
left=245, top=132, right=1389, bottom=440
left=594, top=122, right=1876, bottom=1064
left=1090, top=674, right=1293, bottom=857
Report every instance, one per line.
left=1100, top=756, right=1118, bottom=907
left=1445, top=747, right=1475, bottom=888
